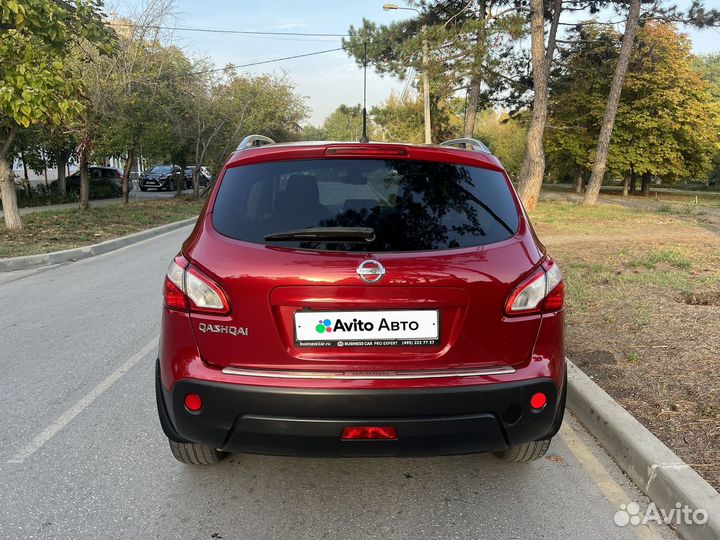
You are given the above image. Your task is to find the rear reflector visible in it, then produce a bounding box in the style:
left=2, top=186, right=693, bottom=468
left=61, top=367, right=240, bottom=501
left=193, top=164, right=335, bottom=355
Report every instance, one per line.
left=184, top=393, right=202, bottom=412
left=325, top=145, right=408, bottom=157
left=341, top=426, right=398, bottom=440
left=529, top=392, right=547, bottom=410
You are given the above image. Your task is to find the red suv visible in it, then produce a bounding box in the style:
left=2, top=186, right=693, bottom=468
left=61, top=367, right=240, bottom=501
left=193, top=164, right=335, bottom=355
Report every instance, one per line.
left=156, top=136, right=565, bottom=465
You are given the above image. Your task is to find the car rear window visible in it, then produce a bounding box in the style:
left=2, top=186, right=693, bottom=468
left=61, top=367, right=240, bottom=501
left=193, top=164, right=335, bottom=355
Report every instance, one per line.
left=212, top=158, right=519, bottom=252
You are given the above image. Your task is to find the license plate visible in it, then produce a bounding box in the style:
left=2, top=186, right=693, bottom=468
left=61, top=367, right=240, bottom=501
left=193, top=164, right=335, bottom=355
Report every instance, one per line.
left=294, top=310, right=439, bottom=347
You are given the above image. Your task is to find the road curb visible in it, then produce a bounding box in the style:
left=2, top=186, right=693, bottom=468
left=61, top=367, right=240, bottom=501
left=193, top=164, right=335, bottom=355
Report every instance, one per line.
left=0, top=217, right=196, bottom=272
left=567, top=360, right=720, bottom=540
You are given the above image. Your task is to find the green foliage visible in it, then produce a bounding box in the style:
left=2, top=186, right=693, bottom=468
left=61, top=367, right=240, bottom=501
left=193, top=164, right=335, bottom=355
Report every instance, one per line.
left=0, top=0, right=113, bottom=130
left=693, top=53, right=720, bottom=187
left=323, top=104, right=364, bottom=142
left=473, top=110, right=528, bottom=179
left=546, top=22, right=720, bottom=185
left=370, top=92, right=462, bottom=144
left=343, top=1, right=524, bottom=125
left=300, top=104, right=373, bottom=142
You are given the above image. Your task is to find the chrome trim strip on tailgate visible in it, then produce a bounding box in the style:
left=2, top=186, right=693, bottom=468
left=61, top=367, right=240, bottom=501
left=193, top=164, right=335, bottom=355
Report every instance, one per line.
left=220, top=366, right=516, bottom=380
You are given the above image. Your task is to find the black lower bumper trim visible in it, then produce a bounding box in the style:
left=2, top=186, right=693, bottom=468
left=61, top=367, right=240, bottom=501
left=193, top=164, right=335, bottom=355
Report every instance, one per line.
left=158, top=369, right=563, bottom=457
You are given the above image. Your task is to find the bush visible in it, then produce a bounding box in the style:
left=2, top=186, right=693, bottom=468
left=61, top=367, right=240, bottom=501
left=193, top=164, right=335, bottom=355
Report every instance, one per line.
left=1, top=179, right=122, bottom=209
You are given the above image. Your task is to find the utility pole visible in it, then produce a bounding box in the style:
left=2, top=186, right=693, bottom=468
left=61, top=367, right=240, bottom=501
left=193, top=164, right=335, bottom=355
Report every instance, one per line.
left=383, top=3, right=431, bottom=143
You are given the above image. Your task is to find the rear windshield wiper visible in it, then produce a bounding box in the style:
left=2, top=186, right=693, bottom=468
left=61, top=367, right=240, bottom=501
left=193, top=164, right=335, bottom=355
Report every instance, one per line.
left=264, top=227, right=375, bottom=243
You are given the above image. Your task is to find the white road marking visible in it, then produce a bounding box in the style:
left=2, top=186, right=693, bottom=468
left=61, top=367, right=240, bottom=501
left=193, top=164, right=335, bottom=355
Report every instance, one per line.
left=6, top=336, right=158, bottom=464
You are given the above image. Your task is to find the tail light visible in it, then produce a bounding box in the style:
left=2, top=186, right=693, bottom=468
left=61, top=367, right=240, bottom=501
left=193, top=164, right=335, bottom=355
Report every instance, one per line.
left=505, top=260, right=564, bottom=316
left=163, top=255, right=230, bottom=315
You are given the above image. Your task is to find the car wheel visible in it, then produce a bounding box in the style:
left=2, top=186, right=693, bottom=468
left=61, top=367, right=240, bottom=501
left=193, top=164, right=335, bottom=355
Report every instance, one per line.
left=140, top=186, right=147, bottom=192
left=493, top=438, right=551, bottom=462
left=168, top=439, right=227, bottom=465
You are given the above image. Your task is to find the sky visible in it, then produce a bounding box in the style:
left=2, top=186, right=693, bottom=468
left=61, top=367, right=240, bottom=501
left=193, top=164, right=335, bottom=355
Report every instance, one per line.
left=114, top=0, right=720, bottom=126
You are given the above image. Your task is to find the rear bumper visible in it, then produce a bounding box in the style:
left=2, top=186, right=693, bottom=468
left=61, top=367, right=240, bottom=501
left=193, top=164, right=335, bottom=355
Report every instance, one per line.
left=157, top=364, right=564, bottom=457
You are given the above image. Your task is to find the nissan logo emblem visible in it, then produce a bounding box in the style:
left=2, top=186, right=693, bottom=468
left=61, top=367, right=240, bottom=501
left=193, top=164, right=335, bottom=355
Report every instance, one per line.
left=356, top=259, right=385, bottom=284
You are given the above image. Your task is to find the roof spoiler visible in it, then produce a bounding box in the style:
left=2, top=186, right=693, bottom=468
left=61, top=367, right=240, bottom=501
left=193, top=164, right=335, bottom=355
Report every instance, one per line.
left=236, top=134, right=275, bottom=151
left=439, top=138, right=492, bottom=154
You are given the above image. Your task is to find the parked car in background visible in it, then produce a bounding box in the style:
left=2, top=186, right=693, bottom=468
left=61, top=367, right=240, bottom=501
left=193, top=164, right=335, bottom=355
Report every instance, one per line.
left=183, top=166, right=211, bottom=189
left=156, top=135, right=566, bottom=465
left=139, top=164, right=182, bottom=191
left=51, top=166, right=126, bottom=196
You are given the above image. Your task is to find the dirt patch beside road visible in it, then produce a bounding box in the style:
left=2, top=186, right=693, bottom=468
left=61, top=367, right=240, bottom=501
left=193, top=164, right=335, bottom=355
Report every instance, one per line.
left=532, top=200, right=720, bottom=490
left=0, top=197, right=203, bottom=258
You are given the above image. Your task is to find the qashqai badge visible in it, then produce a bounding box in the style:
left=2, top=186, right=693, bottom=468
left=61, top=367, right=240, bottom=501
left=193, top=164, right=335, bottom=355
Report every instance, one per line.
left=356, top=259, right=385, bottom=284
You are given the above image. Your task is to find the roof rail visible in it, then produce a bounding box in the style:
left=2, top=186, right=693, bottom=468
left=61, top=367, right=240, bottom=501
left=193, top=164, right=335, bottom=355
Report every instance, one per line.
left=439, top=138, right=492, bottom=154
left=236, top=134, right=275, bottom=151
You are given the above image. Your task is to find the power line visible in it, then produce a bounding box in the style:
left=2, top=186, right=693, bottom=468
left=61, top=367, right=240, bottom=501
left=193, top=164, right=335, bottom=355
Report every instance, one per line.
left=112, top=22, right=348, bottom=38
left=193, top=47, right=347, bottom=74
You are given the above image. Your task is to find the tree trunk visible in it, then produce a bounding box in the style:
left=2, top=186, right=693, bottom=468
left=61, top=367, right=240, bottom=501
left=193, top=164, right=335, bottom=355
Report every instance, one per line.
left=57, top=154, right=68, bottom=197
left=20, top=152, right=28, bottom=181
left=464, top=81, right=481, bottom=139
left=517, top=0, right=562, bottom=211
left=122, top=147, right=135, bottom=206
left=573, top=169, right=584, bottom=193
left=463, top=2, right=487, bottom=138
left=176, top=157, right=187, bottom=198
left=0, top=126, right=22, bottom=231
left=641, top=172, right=651, bottom=196
left=193, top=166, right=201, bottom=200
left=0, top=155, right=23, bottom=231
left=622, top=173, right=630, bottom=196
left=583, top=0, right=641, bottom=206
left=79, top=146, right=90, bottom=211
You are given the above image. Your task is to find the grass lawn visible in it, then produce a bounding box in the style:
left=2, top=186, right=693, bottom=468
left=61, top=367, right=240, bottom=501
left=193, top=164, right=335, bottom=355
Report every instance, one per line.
left=531, top=200, right=720, bottom=490
left=0, top=197, right=204, bottom=258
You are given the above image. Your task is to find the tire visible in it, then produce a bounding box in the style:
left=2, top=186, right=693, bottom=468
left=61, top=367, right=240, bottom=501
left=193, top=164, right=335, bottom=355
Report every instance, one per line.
left=168, top=439, right=227, bottom=465
left=140, top=186, right=147, bottom=192
left=493, top=438, right=551, bottom=462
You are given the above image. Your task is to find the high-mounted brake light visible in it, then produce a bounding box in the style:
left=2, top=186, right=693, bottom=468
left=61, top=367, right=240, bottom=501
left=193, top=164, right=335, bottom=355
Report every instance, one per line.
left=163, top=256, right=230, bottom=315
left=325, top=145, right=408, bottom=157
left=504, top=260, right=564, bottom=316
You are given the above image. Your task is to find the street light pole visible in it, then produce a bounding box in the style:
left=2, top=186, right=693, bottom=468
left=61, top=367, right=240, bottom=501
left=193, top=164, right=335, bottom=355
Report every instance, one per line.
left=383, top=3, right=432, bottom=144
left=421, top=24, right=431, bottom=144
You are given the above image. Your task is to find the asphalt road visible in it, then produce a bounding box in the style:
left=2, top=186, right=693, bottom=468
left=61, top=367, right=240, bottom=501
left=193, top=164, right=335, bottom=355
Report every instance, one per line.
left=0, top=226, right=676, bottom=540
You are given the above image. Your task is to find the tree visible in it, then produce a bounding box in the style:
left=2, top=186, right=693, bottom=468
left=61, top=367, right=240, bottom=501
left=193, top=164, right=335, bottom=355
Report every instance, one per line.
left=515, top=0, right=562, bottom=211
left=545, top=23, right=618, bottom=191
left=611, top=23, right=719, bottom=192
left=474, top=109, right=528, bottom=180
left=0, top=0, right=110, bottom=229
left=370, top=92, right=463, bottom=144
left=582, top=0, right=641, bottom=205
left=547, top=22, right=719, bottom=194
left=321, top=104, right=365, bottom=142
left=693, top=53, right=720, bottom=189
left=181, top=70, right=307, bottom=199
left=583, top=0, right=720, bottom=205
left=97, top=5, right=177, bottom=205
left=344, top=1, right=524, bottom=142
